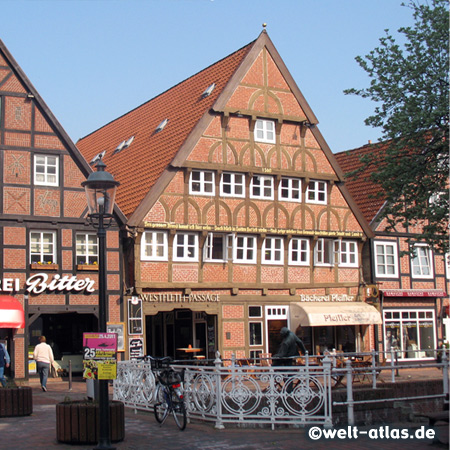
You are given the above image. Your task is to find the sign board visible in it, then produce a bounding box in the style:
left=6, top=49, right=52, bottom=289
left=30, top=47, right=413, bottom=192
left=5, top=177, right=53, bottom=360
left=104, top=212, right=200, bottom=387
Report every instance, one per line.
left=82, top=332, right=117, bottom=380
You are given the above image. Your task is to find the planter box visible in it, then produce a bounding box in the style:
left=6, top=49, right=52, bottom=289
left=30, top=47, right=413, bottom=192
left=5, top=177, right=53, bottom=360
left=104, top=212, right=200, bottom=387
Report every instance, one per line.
left=30, top=263, right=59, bottom=270
left=0, top=387, right=33, bottom=417
left=56, top=400, right=124, bottom=444
left=76, top=264, right=98, bottom=271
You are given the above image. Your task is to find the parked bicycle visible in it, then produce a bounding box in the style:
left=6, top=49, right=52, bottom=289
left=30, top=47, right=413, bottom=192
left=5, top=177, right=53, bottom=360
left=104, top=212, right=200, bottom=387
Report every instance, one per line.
left=148, top=356, right=187, bottom=430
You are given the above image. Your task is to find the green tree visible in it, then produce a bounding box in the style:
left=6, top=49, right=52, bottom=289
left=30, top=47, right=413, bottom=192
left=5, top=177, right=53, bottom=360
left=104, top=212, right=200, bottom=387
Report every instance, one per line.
left=345, top=0, right=449, bottom=254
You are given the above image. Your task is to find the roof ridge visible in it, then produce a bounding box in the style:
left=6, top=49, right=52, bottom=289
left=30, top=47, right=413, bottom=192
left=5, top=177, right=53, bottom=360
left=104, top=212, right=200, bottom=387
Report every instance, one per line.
left=77, top=38, right=257, bottom=143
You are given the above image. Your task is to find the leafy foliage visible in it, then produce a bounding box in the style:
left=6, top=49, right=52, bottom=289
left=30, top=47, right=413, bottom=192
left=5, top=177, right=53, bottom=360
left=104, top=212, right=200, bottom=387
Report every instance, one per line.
left=345, top=0, right=449, bottom=254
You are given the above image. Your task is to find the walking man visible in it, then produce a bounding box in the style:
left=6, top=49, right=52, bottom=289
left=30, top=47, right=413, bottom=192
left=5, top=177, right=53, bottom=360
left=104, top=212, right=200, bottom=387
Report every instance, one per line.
left=33, top=336, right=54, bottom=392
left=0, top=342, right=10, bottom=387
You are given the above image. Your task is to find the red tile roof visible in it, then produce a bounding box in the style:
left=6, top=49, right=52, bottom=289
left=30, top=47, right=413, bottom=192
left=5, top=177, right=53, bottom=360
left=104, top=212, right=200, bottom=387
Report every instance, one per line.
left=77, top=41, right=254, bottom=218
left=334, top=142, right=389, bottom=224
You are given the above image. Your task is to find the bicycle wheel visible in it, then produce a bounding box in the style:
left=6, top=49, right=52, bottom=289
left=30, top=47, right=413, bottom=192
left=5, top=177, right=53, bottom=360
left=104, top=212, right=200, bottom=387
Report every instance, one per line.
left=154, top=385, right=169, bottom=425
left=172, top=399, right=187, bottom=431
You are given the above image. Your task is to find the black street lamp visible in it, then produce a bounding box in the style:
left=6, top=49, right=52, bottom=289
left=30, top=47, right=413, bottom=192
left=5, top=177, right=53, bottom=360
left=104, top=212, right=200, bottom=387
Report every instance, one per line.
left=82, top=160, right=119, bottom=450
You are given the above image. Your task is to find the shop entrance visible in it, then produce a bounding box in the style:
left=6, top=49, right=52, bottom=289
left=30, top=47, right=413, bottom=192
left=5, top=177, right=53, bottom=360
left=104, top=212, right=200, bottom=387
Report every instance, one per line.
left=265, top=306, right=288, bottom=355
left=145, top=309, right=217, bottom=360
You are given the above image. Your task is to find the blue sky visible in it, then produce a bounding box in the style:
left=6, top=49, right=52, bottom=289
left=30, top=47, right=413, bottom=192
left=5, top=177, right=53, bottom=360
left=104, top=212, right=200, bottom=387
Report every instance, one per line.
left=1, top=0, right=415, bottom=153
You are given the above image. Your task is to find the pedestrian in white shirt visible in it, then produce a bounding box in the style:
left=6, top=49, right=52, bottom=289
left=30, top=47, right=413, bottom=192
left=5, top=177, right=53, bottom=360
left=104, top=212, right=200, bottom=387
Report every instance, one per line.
left=33, top=336, right=54, bottom=392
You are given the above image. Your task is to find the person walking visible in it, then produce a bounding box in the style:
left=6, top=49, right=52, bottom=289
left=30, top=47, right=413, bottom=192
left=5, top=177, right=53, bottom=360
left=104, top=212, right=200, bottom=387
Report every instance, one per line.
left=0, top=342, right=10, bottom=387
left=274, top=327, right=306, bottom=366
left=33, top=336, right=54, bottom=392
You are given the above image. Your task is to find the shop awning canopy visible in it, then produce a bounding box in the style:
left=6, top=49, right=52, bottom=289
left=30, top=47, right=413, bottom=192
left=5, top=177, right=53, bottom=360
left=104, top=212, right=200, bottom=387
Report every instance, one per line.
left=0, top=296, right=25, bottom=328
left=290, top=302, right=382, bottom=328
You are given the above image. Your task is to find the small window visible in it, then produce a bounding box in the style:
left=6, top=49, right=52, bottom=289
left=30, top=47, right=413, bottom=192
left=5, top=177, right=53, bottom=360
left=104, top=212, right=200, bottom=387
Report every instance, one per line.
left=30, top=231, right=56, bottom=264
left=374, top=241, right=398, bottom=278
left=141, top=231, right=168, bottom=261
left=262, top=236, right=284, bottom=265
left=306, top=180, right=327, bottom=204
left=337, top=240, right=358, bottom=267
left=250, top=175, right=274, bottom=200
left=76, top=233, right=98, bottom=265
left=279, top=177, right=301, bottom=202
left=204, top=233, right=233, bottom=262
left=289, top=238, right=309, bottom=265
left=411, top=244, right=433, bottom=279
left=254, top=119, right=275, bottom=143
left=34, top=155, right=59, bottom=186
left=220, top=172, right=245, bottom=198
left=234, top=235, right=257, bottom=264
left=173, top=232, right=198, bottom=261
left=249, top=322, right=263, bottom=346
left=189, top=170, right=215, bottom=196
left=249, top=306, right=262, bottom=317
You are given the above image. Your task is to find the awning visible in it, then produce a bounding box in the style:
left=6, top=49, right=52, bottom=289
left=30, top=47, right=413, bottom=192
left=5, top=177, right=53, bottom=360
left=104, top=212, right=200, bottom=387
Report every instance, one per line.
left=0, top=296, right=25, bottom=328
left=290, top=302, right=382, bottom=328
left=381, top=289, right=447, bottom=298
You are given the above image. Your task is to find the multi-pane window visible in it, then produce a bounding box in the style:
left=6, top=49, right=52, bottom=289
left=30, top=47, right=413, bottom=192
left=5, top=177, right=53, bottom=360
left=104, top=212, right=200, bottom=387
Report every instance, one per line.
left=204, top=233, right=233, bottom=262
left=220, top=172, right=245, bottom=197
left=30, top=231, right=56, bottom=264
left=306, top=180, right=327, bottom=204
left=250, top=175, right=274, bottom=199
left=76, top=233, right=98, bottom=265
left=314, top=238, right=334, bottom=266
left=374, top=241, right=398, bottom=278
left=249, top=306, right=263, bottom=357
left=141, top=231, right=168, bottom=261
left=189, top=170, right=215, bottom=195
left=173, top=232, right=198, bottom=261
left=34, top=155, right=59, bottom=186
left=279, top=177, right=301, bottom=202
left=411, top=244, right=433, bottom=279
left=262, top=237, right=284, bottom=264
left=254, top=119, right=275, bottom=143
left=289, top=238, right=309, bottom=265
left=337, top=240, right=358, bottom=267
left=234, top=235, right=257, bottom=264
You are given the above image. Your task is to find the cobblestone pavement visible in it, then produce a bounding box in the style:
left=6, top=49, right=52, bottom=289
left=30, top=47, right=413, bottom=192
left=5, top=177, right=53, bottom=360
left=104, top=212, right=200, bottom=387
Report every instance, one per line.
left=0, top=373, right=447, bottom=449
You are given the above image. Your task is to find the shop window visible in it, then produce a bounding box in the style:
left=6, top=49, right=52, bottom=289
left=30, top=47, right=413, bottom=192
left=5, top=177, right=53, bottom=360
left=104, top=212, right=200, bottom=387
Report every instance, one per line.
left=279, top=177, right=301, bottom=202
left=262, top=236, right=284, bottom=265
left=411, top=244, right=433, bottom=279
left=141, top=231, right=168, bottom=261
left=289, top=238, right=309, bottom=265
left=34, top=154, right=59, bottom=186
left=204, top=233, right=233, bottom=262
left=234, top=235, right=257, bottom=264
left=30, top=231, right=56, bottom=264
left=305, top=180, right=327, bottom=204
left=76, top=233, right=98, bottom=265
left=374, top=241, right=398, bottom=278
left=250, top=175, right=274, bottom=200
left=383, top=308, right=435, bottom=360
left=173, top=232, right=198, bottom=261
left=220, top=172, right=245, bottom=198
left=189, top=170, right=215, bottom=196
left=254, top=119, right=275, bottom=143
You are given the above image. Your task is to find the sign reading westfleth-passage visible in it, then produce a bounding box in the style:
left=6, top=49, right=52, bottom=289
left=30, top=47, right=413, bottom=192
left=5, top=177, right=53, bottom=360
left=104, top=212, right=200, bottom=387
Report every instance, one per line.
left=83, top=332, right=117, bottom=380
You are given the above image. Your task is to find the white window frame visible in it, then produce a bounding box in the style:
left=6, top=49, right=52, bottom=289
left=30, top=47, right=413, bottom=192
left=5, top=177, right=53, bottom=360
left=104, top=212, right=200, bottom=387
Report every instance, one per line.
left=262, top=236, right=284, bottom=265
left=250, top=175, right=274, bottom=200
left=34, top=154, right=59, bottom=186
left=141, top=231, right=168, bottom=261
left=220, top=172, right=245, bottom=198
left=306, top=180, right=327, bottom=204
left=445, top=253, right=450, bottom=279
left=288, top=237, right=310, bottom=266
left=189, top=170, right=215, bottom=196
left=411, top=244, right=433, bottom=279
left=173, top=232, right=198, bottom=261
left=374, top=241, right=399, bottom=278
left=254, top=119, right=275, bottom=143
left=234, top=235, right=257, bottom=264
left=30, top=231, right=56, bottom=264
left=204, top=233, right=233, bottom=262
left=76, top=232, right=98, bottom=265
left=337, top=240, right=358, bottom=267
left=279, top=177, right=301, bottom=202
left=314, top=238, right=335, bottom=266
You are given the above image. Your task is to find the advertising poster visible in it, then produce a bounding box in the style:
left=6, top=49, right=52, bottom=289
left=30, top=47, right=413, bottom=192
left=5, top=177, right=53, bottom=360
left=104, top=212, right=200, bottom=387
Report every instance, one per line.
left=83, top=332, right=117, bottom=380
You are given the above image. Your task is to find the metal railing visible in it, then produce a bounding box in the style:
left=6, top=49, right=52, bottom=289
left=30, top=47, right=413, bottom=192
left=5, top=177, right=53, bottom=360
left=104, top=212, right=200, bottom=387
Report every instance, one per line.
left=113, top=349, right=449, bottom=428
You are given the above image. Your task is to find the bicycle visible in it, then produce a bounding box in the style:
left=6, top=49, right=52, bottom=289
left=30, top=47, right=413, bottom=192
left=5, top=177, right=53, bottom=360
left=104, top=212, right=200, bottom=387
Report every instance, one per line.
left=149, top=356, right=187, bottom=431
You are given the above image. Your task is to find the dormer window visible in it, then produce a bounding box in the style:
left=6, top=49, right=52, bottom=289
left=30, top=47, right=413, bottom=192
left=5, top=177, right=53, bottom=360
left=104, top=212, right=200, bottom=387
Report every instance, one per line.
left=254, top=119, right=275, bottom=144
